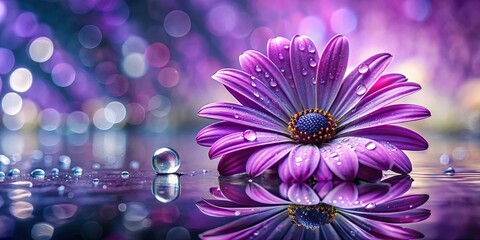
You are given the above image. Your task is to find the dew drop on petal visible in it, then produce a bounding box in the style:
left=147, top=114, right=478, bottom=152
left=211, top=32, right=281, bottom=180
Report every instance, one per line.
left=355, top=84, right=367, bottom=95
left=243, top=129, right=257, bottom=141
left=365, top=202, right=376, bottom=209
left=233, top=113, right=239, bottom=119
left=283, top=44, right=289, bottom=49
left=264, top=71, right=270, bottom=78
left=309, top=58, right=317, bottom=67
left=253, top=91, right=260, bottom=98
left=269, top=79, right=277, bottom=87
left=298, top=44, right=305, bottom=51
left=255, top=65, right=262, bottom=72
left=234, top=211, right=241, bottom=216
left=329, top=152, right=339, bottom=159
left=307, top=45, right=316, bottom=53
left=365, top=142, right=377, bottom=150
left=329, top=72, right=335, bottom=79
left=30, top=169, right=45, bottom=179
left=251, top=81, right=256, bottom=87
left=121, top=171, right=130, bottom=179
left=278, top=53, right=284, bottom=60
left=358, top=63, right=369, bottom=73
left=152, top=148, right=180, bottom=174
left=301, top=68, right=308, bottom=76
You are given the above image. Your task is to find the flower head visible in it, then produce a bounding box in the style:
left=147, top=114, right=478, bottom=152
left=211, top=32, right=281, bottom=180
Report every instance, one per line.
left=197, top=176, right=430, bottom=239
left=197, top=35, right=430, bottom=181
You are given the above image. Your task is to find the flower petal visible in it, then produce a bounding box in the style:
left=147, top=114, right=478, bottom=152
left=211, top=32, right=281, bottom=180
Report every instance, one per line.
left=366, top=73, right=407, bottom=96
left=316, top=35, right=349, bottom=110
left=349, top=209, right=431, bottom=223
left=290, top=35, right=319, bottom=109
left=329, top=53, right=393, bottom=119
left=357, top=164, right=383, bottom=182
left=213, top=69, right=291, bottom=122
left=337, top=125, right=428, bottom=151
left=287, top=183, right=321, bottom=205
left=338, top=82, right=422, bottom=128
left=340, top=104, right=431, bottom=131
left=197, top=121, right=263, bottom=147
left=246, top=183, right=291, bottom=205
left=360, top=194, right=429, bottom=213
left=196, top=199, right=277, bottom=217
left=332, top=214, right=378, bottom=240
left=240, top=50, right=301, bottom=114
left=380, top=141, right=413, bottom=174
left=218, top=148, right=256, bottom=176
left=314, top=158, right=334, bottom=181
left=198, top=102, right=288, bottom=134
left=267, top=37, right=302, bottom=109
left=209, top=131, right=293, bottom=159
left=335, top=137, right=392, bottom=170
left=246, top=143, right=294, bottom=177
left=278, top=157, right=294, bottom=183
left=321, top=142, right=359, bottom=181
left=287, top=144, right=321, bottom=182
left=322, top=182, right=359, bottom=208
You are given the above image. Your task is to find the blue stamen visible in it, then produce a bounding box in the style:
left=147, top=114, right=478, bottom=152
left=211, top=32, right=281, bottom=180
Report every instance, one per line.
left=296, top=113, right=328, bottom=134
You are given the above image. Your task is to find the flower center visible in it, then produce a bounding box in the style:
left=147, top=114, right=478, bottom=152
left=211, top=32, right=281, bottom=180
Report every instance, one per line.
left=287, top=203, right=336, bottom=230
left=288, top=109, right=337, bottom=145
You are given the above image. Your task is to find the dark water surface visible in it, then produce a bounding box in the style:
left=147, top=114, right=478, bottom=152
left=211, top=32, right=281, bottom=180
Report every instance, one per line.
left=0, top=131, right=478, bottom=239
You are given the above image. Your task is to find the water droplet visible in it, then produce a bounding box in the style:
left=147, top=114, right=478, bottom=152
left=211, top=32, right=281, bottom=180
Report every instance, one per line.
left=30, top=169, right=45, bottom=179
left=329, top=152, right=339, bottom=159
left=202, top=169, right=208, bottom=174
left=92, top=178, right=99, bottom=185
left=298, top=44, right=305, bottom=51
left=308, top=58, right=317, bottom=67
left=280, top=68, right=285, bottom=73
left=307, top=45, right=316, bottom=53
left=365, top=202, right=376, bottom=209
left=121, top=171, right=130, bottom=179
left=51, top=168, right=59, bottom=176
left=152, top=147, right=180, bottom=174
left=350, top=230, right=356, bottom=237
left=233, top=113, right=239, bottom=119
left=283, top=44, right=289, bottom=49
left=251, top=81, right=257, bottom=87
left=312, top=77, right=317, bottom=85
left=0, top=171, right=5, bottom=180
left=365, top=142, right=376, bottom=150
left=152, top=174, right=181, bottom=203
left=243, top=130, right=257, bottom=141
left=58, top=155, right=72, bottom=170
left=264, top=71, right=270, bottom=78
left=439, top=154, right=451, bottom=165
left=253, top=91, right=260, bottom=98
left=355, top=84, right=367, bottom=95
left=278, top=53, right=284, bottom=60
left=301, top=68, right=308, bottom=76
left=255, top=65, right=262, bottom=72
left=328, top=72, right=334, bottom=79
left=8, top=168, right=20, bottom=178
left=71, top=167, right=83, bottom=177
left=269, top=79, right=277, bottom=87
left=443, top=167, right=455, bottom=175
left=234, top=211, right=241, bottom=216
left=358, top=63, right=369, bottom=73
left=336, top=162, right=342, bottom=165
left=250, top=76, right=256, bottom=80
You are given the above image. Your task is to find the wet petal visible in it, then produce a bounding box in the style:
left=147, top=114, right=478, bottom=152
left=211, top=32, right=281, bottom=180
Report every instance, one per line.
left=287, top=183, right=320, bottom=205
left=209, top=132, right=293, bottom=159
left=322, top=182, right=359, bottom=208
left=380, top=141, right=413, bottom=174
left=246, top=183, right=290, bottom=205
left=357, top=164, right=383, bottom=182
left=338, top=125, right=428, bottom=151
left=336, top=137, right=392, bottom=170
left=333, top=214, right=378, bottom=240
left=340, top=104, right=431, bottom=131
left=240, top=50, right=301, bottom=113
left=321, top=142, right=359, bottom=181
left=287, top=144, right=321, bottom=182
left=198, top=102, right=288, bottom=135
left=196, top=199, right=277, bottom=217
left=329, top=53, right=393, bottom=119
left=290, top=35, right=319, bottom=109
left=314, top=158, right=334, bottom=181
left=246, top=143, right=294, bottom=177
left=316, top=35, right=349, bottom=110
left=218, top=148, right=256, bottom=176
left=366, top=73, right=407, bottom=96
left=278, top=157, right=295, bottom=183
left=213, top=69, right=291, bottom=121
left=314, top=181, right=333, bottom=199
left=349, top=209, right=431, bottom=223
left=358, top=194, right=429, bottom=213
left=197, top=121, right=263, bottom=147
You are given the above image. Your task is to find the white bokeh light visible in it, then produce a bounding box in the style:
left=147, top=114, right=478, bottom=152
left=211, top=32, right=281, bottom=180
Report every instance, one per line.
left=2, top=93, right=23, bottom=115
left=29, top=37, right=54, bottom=62
left=122, top=53, right=147, bottom=78
left=105, top=101, right=126, bottom=124
left=10, top=68, right=33, bottom=93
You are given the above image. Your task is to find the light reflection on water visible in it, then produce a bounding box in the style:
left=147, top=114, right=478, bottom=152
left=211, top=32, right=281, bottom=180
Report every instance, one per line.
left=0, top=132, right=477, bottom=239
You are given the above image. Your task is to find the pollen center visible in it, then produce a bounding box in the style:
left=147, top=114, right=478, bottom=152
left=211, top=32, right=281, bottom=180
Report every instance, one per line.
left=288, top=109, right=337, bottom=145
left=288, top=203, right=336, bottom=230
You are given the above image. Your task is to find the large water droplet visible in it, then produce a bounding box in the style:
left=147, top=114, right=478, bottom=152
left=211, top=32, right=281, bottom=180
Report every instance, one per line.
left=243, top=130, right=257, bottom=141
left=269, top=79, right=277, bottom=87
left=152, top=148, right=180, bottom=174
left=356, top=84, right=367, bottom=95
left=58, top=155, right=72, bottom=170
left=301, top=68, right=308, bottom=76
left=30, top=169, right=45, bottom=179
left=8, top=168, right=20, bottom=178
left=365, top=142, right=377, bottom=150
left=152, top=174, right=180, bottom=203
left=298, top=44, right=305, bottom=51
left=255, top=65, right=262, bottom=72
left=365, top=202, right=376, bottom=209
left=121, top=171, right=130, bottom=179
left=278, top=53, right=284, bottom=60
left=309, top=58, right=317, bottom=67
left=307, top=45, right=316, bottom=53
left=358, top=63, right=369, bottom=73
left=71, top=167, right=83, bottom=177
left=443, top=167, right=455, bottom=175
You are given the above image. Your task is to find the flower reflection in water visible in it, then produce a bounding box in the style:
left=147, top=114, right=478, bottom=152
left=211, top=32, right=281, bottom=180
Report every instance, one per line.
left=197, top=175, right=430, bottom=239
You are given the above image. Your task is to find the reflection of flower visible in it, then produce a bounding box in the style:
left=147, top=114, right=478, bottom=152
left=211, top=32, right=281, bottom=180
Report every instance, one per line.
left=197, top=176, right=430, bottom=239
left=197, top=35, right=430, bottom=181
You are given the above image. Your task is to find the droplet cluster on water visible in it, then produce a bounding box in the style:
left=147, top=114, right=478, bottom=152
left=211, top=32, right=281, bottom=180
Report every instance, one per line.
left=152, top=147, right=180, bottom=174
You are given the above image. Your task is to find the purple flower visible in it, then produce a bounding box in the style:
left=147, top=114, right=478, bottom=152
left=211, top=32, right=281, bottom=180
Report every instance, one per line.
left=197, top=176, right=430, bottom=239
left=197, top=35, right=430, bottom=181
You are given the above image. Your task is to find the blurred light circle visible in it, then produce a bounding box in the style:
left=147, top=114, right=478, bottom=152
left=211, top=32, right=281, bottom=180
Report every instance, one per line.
left=21, top=100, right=39, bottom=127
left=105, top=1, right=130, bottom=26
left=3, top=114, right=25, bottom=131
left=164, top=10, right=191, bottom=38
left=122, top=36, right=147, bottom=55
left=298, top=16, right=326, bottom=43
left=330, top=8, right=357, bottom=34
left=9, top=68, right=33, bottom=93
left=2, top=132, right=24, bottom=155
left=0, top=48, right=15, bottom=74
left=39, top=108, right=61, bottom=131
left=166, top=226, right=191, bottom=240
left=148, top=95, right=171, bottom=117
left=9, top=201, right=33, bottom=219
left=249, top=27, right=274, bottom=51
left=0, top=2, right=7, bottom=23
left=31, top=223, right=54, bottom=240
left=158, top=67, right=180, bottom=88
left=93, top=108, right=113, bottom=130
left=206, top=4, right=237, bottom=36
left=66, top=111, right=90, bottom=133
left=403, top=0, right=431, bottom=22
left=51, top=63, right=76, bottom=87
left=122, top=53, right=147, bottom=78
left=29, top=37, right=54, bottom=63
left=2, top=93, right=23, bottom=115
left=78, top=25, right=102, bottom=49
left=145, top=43, right=170, bottom=68
left=14, top=12, right=38, bottom=37
left=104, top=101, right=126, bottom=124
left=231, top=12, right=252, bottom=39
